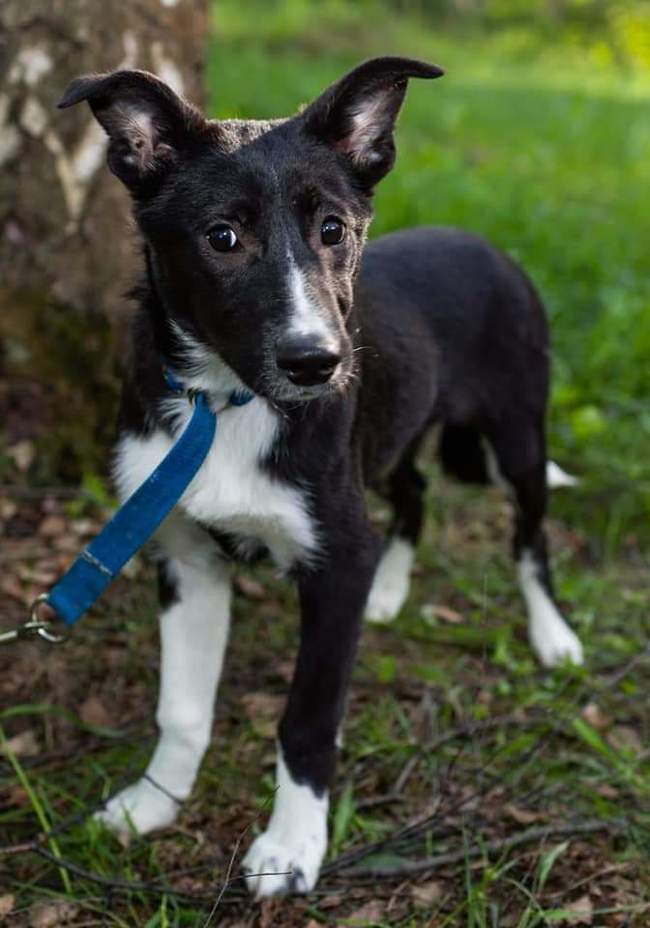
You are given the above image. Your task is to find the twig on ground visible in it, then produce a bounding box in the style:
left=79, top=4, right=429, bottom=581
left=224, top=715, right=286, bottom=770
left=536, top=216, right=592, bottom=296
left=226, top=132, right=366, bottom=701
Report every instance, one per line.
left=326, top=709, right=564, bottom=875
left=603, top=644, right=650, bottom=690
left=338, top=818, right=627, bottom=879
left=34, top=845, right=291, bottom=905
left=202, top=810, right=254, bottom=925
left=0, top=839, right=41, bottom=857
left=355, top=713, right=531, bottom=812
left=33, top=846, right=226, bottom=901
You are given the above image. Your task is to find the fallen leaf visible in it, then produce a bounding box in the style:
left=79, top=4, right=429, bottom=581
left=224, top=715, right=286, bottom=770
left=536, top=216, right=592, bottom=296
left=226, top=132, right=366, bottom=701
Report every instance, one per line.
left=595, top=783, right=619, bottom=799
left=411, top=878, right=443, bottom=907
left=563, top=894, right=593, bottom=924
left=7, top=785, right=29, bottom=806
left=79, top=695, right=115, bottom=728
left=41, top=496, right=61, bottom=514
left=581, top=702, right=612, bottom=731
left=319, top=893, right=344, bottom=909
left=342, top=900, right=386, bottom=925
left=259, top=899, right=283, bottom=928
left=70, top=518, right=99, bottom=537
left=0, top=574, right=24, bottom=602
left=8, top=440, right=35, bottom=473
left=29, top=901, right=79, bottom=927
left=421, top=603, right=464, bottom=624
left=0, top=895, right=15, bottom=918
left=504, top=803, right=546, bottom=825
left=235, top=574, right=267, bottom=599
left=241, top=692, right=285, bottom=739
left=0, top=499, right=18, bottom=520
left=607, top=726, right=642, bottom=755
left=273, top=659, right=295, bottom=683
left=1, top=729, right=40, bottom=757
left=38, top=515, right=67, bottom=538
left=17, top=563, right=58, bottom=586
left=52, top=534, right=79, bottom=553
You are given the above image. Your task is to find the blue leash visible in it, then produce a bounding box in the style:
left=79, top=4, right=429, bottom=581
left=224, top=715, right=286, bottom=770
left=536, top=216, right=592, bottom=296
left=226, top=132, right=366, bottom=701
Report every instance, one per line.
left=0, top=371, right=253, bottom=645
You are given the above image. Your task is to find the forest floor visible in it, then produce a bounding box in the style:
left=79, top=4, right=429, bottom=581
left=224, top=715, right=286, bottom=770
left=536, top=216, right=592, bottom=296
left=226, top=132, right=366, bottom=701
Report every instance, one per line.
left=1, top=476, right=649, bottom=926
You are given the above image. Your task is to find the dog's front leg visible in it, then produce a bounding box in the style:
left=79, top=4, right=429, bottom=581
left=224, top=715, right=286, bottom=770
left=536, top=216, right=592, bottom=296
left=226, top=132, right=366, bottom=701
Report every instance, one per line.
left=96, top=541, right=231, bottom=837
left=243, top=517, right=380, bottom=898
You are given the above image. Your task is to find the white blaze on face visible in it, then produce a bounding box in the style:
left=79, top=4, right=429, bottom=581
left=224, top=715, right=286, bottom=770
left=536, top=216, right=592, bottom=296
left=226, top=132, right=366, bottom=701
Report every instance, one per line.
left=287, top=253, right=337, bottom=344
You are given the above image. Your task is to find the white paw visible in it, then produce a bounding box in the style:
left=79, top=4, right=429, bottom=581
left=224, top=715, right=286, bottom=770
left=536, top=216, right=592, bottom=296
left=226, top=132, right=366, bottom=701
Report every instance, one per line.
left=546, top=460, right=580, bottom=489
left=365, top=538, right=414, bottom=625
left=94, top=778, right=180, bottom=837
left=518, top=550, right=584, bottom=669
left=365, top=583, right=408, bottom=624
left=529, top=619, right=584, bottom=668
left=241, top=830, right=324, bottom=898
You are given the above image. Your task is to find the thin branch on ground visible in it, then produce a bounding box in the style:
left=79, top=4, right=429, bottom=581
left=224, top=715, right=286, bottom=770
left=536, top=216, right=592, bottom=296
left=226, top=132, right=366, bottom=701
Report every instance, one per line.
left=33, top=846, right=228, bottom=901
left=603, top=644, right=650, bottom=690
left=337, top=818, right=627, bottom=879
left=355, top=713, right=534, bottom=812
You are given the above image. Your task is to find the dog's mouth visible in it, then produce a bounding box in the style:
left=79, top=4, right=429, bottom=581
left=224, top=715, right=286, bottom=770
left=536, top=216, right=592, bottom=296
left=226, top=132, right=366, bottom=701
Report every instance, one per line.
left=266, top=356, right=355, bottom=405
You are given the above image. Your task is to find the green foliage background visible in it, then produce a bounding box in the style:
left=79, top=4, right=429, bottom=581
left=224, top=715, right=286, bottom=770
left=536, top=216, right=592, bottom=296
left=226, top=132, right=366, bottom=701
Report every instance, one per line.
left=210, top=0, right=650, bottom=552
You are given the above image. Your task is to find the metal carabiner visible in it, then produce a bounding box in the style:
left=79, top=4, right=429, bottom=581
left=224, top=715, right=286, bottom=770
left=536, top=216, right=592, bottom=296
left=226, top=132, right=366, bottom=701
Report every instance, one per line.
left=0, top=594, right=68, bottom=646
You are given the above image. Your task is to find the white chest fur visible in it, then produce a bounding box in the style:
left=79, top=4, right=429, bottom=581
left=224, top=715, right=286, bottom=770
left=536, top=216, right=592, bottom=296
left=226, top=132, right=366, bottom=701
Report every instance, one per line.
left=113, top=397, right=317, bottom=570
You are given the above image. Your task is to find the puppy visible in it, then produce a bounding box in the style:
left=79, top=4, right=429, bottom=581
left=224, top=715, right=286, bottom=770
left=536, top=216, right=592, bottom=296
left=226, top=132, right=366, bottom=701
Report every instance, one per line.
left=59, top=57, right=583, bottom=897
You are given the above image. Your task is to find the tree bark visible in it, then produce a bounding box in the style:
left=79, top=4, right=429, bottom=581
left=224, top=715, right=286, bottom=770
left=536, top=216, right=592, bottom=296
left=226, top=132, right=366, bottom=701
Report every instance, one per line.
left=0, top=0, right=207, bottom=479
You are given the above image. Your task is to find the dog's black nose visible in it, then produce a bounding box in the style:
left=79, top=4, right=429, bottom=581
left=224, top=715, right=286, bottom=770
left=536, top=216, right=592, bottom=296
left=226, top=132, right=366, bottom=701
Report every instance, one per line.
left=276, top=336, right=341, bottom=386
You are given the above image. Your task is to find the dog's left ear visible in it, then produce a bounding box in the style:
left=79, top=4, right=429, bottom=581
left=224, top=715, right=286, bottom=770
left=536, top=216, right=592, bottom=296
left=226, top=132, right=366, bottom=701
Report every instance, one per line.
left=301, top=56, right=443, bottom=191
left=58, top=69, right=206, bottom=194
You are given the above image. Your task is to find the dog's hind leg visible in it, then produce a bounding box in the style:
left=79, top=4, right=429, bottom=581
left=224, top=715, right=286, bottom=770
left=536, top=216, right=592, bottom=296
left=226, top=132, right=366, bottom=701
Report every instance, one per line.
left=365, top=437, right=427, bottom=624
left=487, top=422, right=583, bottom=668
left=95, top=519, right=231, bottom=836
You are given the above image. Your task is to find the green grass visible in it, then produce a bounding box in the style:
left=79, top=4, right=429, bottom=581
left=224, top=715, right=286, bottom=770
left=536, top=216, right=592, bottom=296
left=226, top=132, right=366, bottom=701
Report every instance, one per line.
left=2, top=478, right=649, bottom=925
left=2, top=3, right=650, bottom=925
left=209, top=0, right=650, bottom=552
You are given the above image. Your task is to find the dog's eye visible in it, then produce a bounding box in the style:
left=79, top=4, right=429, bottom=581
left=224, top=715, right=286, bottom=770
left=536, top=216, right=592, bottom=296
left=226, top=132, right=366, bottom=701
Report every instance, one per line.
left=321, top=217, right=345, bottom=246
left=208, top=224, right=238, bottom=253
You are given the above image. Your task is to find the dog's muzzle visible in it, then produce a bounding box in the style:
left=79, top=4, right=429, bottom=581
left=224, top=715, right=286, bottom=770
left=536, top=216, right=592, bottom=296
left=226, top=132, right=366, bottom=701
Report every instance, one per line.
left=276, top=334, right=342, bottom=387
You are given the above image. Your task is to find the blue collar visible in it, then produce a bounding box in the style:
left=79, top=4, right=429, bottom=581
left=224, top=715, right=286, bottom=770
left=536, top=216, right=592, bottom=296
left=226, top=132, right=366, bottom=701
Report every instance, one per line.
left=162, top=364, right=255, bottom=408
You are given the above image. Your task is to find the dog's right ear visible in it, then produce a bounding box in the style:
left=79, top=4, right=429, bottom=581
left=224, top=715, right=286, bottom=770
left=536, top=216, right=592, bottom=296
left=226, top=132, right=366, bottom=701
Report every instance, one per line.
left=58, top=69, right=206, bottom=194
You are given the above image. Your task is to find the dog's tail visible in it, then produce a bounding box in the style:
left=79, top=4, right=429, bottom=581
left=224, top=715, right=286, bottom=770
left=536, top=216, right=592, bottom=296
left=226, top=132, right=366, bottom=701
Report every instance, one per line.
left=439, top=423, right=579, bottom=490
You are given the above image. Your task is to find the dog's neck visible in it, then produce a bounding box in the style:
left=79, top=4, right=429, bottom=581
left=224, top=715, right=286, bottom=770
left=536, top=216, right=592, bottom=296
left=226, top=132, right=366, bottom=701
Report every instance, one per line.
left=166, top=320, right=247, bottom=401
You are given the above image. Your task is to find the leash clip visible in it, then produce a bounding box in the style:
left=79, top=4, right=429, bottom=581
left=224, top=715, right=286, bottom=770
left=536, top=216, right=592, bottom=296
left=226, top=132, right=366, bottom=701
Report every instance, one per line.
left=0, top=594, right=68, bottom=646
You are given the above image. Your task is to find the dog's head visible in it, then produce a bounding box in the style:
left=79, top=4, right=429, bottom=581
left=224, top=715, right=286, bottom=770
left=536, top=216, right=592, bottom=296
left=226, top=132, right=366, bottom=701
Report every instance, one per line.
left=59, top=57, right=443, bottom=402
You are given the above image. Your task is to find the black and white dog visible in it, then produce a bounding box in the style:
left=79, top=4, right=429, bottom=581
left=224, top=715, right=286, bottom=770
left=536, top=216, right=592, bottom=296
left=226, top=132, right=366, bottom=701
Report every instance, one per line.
left=59, top=57, right=583, bottom=897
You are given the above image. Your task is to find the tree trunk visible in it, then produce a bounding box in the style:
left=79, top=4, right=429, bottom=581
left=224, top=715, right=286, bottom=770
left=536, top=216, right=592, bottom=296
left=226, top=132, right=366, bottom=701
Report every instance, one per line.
left=0, top=0, right=207, bottom=480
